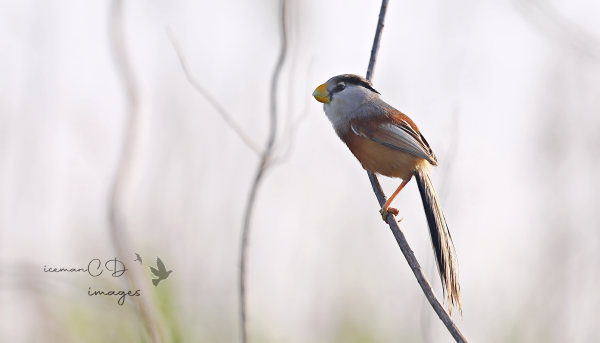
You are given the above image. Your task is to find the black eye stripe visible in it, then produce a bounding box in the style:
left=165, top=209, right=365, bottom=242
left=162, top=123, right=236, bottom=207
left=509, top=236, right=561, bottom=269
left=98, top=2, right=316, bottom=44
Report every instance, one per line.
left=328, top=74, right=380, bottom=94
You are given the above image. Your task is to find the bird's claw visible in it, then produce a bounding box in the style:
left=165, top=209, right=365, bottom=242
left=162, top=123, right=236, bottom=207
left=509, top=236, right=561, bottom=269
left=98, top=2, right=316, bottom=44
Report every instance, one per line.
left=379, top=207, right=399, bottom=222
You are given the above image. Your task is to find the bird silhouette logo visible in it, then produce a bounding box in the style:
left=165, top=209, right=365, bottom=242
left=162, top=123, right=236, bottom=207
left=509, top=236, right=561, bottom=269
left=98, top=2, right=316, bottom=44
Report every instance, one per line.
left=149, top=256, right=173, bottom=287
left=134, top=253, right=143, bottom=265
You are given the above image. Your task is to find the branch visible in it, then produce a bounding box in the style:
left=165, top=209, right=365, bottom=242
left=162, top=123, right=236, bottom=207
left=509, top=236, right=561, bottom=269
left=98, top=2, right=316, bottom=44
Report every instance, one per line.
left=364, top=1, right=468, bottom=342
left=366, top=0, right=389, bottom=83
left=268, top=58, right=313, bottom=167
left=239, top=1, right=288, bottom=342
left=166, top=27, right=262, bottom=156
left=108, top=1, right=165, bottom=342
left=167, top=3, right=293, bottom=342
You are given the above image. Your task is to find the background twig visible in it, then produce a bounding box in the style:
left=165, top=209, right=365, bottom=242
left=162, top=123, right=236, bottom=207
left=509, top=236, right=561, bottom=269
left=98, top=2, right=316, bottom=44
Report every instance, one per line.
left=239, top=1, right=288, bottom=342
left=167, top=2, right=291, bottom=342
left=166, top=27, right=262, bottom=155
left=268, top=58, right=313, bottom=167
left=364, top=1, right=468, bottom=342
left=108, top=1, right=164, bottom=342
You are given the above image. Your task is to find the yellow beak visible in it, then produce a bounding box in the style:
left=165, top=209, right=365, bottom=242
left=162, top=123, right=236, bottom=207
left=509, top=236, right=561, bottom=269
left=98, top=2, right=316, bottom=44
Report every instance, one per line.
left=312, top=83, right=330, bottom=104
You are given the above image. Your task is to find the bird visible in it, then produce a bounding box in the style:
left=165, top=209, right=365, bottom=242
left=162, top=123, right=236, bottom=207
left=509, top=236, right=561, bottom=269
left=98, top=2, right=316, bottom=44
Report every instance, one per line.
left=312, top=74, right=461, bottom=314
left=149, top=256, right=173, bottom=287
left=134, top=253, right=143, bottom=265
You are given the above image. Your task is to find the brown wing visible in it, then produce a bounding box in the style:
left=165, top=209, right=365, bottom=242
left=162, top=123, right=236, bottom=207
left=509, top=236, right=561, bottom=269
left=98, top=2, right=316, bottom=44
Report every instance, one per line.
left=350, top=114, right=438, bottom=166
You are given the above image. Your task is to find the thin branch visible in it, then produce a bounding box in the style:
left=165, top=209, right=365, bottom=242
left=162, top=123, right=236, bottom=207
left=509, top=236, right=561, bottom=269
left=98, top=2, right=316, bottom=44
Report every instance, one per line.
left=166, top=27, right=262, bottom=156
left=364, top=1, right=468, bottom=342
left=366, top=0, right=389, bottom=83
left=367, top=174, right=467, bottom=343
left=109, top=1, right=164, bottom=342
left=239, top=1, right=288, bottom=342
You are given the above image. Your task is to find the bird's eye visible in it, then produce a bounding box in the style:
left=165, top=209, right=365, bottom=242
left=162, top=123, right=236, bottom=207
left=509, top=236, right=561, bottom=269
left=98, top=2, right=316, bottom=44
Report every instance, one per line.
left=335, top=82, right=346, bottom=92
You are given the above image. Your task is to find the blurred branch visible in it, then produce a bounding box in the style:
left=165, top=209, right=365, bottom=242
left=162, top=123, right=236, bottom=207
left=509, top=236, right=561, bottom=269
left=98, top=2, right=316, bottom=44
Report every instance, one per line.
left=167, top=2, right=293, bottom=342
left=364, top=1, right=468, bottom=342
left=514, top=0, right=600, bottom=59
left=166, top=27, right=262, bottom=156
left=268, top=58, right=313, bottom=167
left=109, top=1, right=165, bottom=342
left=239, top=1, right=288, bottom=342
left=271, top=5, right=311, bottom=166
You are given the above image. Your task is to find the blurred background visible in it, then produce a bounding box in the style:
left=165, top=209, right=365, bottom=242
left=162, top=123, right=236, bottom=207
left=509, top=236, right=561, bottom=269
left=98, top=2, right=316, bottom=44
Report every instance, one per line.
left=1, top=0, right=600, bottom=342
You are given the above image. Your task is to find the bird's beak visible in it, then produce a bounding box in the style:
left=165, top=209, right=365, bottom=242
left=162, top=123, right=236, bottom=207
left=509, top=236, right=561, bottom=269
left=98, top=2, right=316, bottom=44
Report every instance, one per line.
left=312, top=83, right=330, bottom=104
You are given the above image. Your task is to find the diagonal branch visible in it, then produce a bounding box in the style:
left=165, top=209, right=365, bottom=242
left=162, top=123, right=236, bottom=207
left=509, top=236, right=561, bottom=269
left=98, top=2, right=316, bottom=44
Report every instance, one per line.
left=366, top=0, right=389, bottom=83
left=364, top=1, right=468, bottom=342
left=166, top=27, right=262, bottom=155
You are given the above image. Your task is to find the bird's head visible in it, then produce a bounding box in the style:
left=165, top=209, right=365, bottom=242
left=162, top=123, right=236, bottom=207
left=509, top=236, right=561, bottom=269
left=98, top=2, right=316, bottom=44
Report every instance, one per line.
left=312, top=74, right=382, bottom=130
left=312, top=74, right=380, bottom=106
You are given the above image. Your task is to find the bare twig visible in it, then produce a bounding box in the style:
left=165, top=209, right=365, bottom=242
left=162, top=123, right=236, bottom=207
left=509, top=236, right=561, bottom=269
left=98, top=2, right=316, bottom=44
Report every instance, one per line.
left=166, top=27, right=262, bottom=156
left=364, top=1, right=468, bottom=342
left=239, top=1, right=288, bottom=342
left=109, top=1, right=164, bottom=342
left=366, top=0, right=389, bottom=83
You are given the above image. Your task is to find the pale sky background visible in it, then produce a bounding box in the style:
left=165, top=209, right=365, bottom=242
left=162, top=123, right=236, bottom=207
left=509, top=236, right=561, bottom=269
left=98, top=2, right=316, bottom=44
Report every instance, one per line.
left=1, top=0, right=600, bottom=342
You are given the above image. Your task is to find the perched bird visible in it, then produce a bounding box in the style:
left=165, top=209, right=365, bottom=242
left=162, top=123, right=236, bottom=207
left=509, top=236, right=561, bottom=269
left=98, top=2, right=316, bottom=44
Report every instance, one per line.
left=134, top=253, right=143, bottom=265
left=313, top=74, right=461, bottom=314
left=149, top=256, right=173, bottom=287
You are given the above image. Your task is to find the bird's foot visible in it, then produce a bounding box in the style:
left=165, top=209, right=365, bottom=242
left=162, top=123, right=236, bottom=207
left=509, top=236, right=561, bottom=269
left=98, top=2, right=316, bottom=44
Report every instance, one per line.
left=379, top=207, right=399, bottom=222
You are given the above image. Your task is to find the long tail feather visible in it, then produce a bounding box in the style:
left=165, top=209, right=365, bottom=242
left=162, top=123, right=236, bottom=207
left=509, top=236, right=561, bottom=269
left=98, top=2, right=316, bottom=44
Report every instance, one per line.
left=414, top=170, right=462, bottom=315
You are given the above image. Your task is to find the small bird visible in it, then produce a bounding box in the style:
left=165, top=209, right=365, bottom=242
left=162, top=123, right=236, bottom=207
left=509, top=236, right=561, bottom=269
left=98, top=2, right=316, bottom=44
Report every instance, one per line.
left=149, top=256, right=173, bottom=287
left=134, top=253, right=143, bottom=265
left=313, top=74, right=461, bottom=314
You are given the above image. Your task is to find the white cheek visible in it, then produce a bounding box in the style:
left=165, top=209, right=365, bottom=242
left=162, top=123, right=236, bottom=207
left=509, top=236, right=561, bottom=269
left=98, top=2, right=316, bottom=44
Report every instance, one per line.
left=322, top=85, right=380, bottom=135
left=324, top=101, right=351, bottom=134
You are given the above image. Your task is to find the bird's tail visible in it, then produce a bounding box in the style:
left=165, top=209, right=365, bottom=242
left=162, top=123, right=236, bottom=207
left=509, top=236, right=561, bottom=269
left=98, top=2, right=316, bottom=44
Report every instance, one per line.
left=152, top=278, right=161, bottom=287
left=414, top=169, right=462, bottom=315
